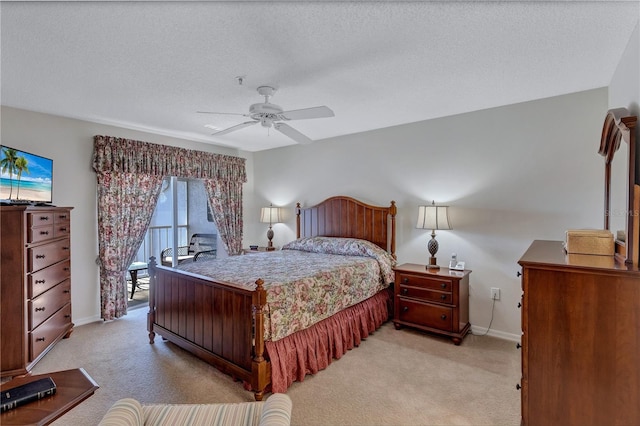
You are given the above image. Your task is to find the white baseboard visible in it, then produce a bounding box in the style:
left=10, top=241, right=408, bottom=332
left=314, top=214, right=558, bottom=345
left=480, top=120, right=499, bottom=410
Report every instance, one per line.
left=471, top=325, right=521, bottom=342
left=74, top=315, right=102, bottom=327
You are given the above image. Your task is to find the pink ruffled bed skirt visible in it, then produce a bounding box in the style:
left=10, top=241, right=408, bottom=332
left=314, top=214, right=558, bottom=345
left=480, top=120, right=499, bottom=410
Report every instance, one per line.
left=265, top=289, right=390, bottom=393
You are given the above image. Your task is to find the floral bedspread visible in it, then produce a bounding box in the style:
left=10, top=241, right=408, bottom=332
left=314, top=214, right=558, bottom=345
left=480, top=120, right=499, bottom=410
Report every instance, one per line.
left=178, top=237, right=396, bottom=341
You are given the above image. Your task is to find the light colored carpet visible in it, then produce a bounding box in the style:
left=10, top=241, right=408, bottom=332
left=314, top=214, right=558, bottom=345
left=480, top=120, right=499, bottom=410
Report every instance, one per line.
left=30, top=306, right=521, bottom=425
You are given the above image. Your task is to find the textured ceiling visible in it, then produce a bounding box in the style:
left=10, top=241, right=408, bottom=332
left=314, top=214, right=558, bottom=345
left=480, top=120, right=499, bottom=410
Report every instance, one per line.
left=1, top=1, right=639, bottom=152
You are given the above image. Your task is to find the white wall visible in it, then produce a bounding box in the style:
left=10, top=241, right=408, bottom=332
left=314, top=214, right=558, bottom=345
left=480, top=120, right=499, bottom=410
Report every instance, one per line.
left=0, top=106, right=253, bottom=325
left=609, top=21, right=639, bottom=182
left=251, top=89, right=608, bottom=340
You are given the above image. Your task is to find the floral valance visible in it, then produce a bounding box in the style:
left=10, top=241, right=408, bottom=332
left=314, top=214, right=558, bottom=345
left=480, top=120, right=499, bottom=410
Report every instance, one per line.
left=92, top=135, right=246, bottom=182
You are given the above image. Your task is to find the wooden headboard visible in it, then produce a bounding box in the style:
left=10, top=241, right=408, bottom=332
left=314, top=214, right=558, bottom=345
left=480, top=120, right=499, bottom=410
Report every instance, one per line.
left=295, top=196, right=397, bottom=258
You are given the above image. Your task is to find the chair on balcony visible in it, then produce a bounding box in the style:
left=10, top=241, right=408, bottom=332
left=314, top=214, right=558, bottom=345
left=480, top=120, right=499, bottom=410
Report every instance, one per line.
left=161, top=233, right=217, bottom=266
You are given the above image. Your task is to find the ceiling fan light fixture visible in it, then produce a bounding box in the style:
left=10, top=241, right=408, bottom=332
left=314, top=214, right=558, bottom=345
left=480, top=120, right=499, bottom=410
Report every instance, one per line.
left=197, top=84, right=334, bottom=145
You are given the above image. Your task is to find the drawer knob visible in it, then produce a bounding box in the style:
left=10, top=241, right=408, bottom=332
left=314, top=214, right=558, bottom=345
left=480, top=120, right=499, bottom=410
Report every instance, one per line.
left=402, top=278, right=409, bottom=284
left=402, top=288, right=408, bottom=295
left=36, top=337, right=46, bottom=342
left=35, top=254, right=46, bottom=259
left=63, top=247, right=70, bottom=250
left=64, top=267, right=70, bottom=271
left=39, top=216, right=49, bottom=221
left=63, top=289, right=70, bottom=294
left=59, top=227, right=67, bottom=232
left=35, top=279, right=46, bottom=284
left=58, top=215, right=68, bottom=219
left=516, top=384, right=521, bottom=390
left=35, top=307, right=46, bottom=312
left=403, top=306, right=409, bottom=312
left=517, top=271, right=522, bottom=277
left=440, top=294, right=447, bottom=300
left=517, top=302, right=522, bottom=308
left=440, top=314, right=447, bottom=320
left=440, top=283, right=446, bottom=289
left=516, top=343, right=521, bottom=349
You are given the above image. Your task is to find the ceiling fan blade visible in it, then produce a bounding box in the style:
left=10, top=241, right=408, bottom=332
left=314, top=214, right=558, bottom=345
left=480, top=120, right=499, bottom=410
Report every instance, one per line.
left=213, top=121, right=258, bottom=136
left=197, top=111, right=248, bottom=116
left=279, top=106, right=335, bottom=121
left=274, top=122, right=313, bottom=144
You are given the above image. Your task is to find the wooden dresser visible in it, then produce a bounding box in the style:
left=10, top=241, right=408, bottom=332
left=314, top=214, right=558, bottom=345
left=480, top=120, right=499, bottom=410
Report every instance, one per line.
left=393, top=263, right=470, bottom=345
left=518, top=240, right=640, bottom=426
left=1, top=205, right=74, bottom=378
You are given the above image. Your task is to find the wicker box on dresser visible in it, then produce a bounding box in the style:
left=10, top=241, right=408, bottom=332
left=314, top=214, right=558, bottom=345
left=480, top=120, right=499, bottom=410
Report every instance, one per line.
left=392, top=263, right=470, bottom=345
left=518, top=240, right=640, bottom=426
left=1, top=205, right=74, bottom=378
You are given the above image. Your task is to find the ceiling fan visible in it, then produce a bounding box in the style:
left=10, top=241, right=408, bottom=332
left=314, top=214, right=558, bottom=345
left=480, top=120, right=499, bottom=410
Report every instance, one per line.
left=198, top=85, right=334, bottom=144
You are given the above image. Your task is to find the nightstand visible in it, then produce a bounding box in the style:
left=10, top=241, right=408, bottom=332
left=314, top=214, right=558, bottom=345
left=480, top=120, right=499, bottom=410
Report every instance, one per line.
left=242, top=247, right=275, bottom=254
left=393, top=263, right=470, bottom=345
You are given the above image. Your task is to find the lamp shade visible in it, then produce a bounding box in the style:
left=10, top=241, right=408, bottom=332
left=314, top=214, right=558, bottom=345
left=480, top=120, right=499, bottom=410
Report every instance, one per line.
left=260, top=205, right=282, bottom=225
left=416, top=203, right=452, bottom=231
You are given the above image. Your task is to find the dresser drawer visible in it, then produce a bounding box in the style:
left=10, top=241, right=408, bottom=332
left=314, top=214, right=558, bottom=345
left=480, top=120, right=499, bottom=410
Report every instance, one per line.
left=54, top=211, right=71, bottom=224
left=29, top=259, right=71, bottom=299
left=396, top=273, right=452, bottom=292
left=29, top=280, right=71, bottom=330
left=28, top=238, right=70, bottom=273
left=398, top=285, right=452, bottom=304
left=28, top=212, right=55, bottom=228
left=28, top=224, right=55, bottom=244
left=29, top=303, right=72, bottom=361
left=398, top=298, right=453, bottom=332
left=54, top=221, right=71, bottom=238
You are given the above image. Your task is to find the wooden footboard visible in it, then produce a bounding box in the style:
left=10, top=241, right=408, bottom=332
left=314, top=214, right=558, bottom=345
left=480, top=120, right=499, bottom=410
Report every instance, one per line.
left=146, top=257, right=270, bottom=400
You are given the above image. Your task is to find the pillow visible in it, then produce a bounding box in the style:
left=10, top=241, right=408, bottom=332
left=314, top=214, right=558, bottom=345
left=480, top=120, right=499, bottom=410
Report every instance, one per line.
left=282, top=236, right=396, bottom=284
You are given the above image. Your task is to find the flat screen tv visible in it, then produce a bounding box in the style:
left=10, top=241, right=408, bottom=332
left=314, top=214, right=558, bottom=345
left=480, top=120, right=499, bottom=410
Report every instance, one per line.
left=0, top=145, right=53, bottom=205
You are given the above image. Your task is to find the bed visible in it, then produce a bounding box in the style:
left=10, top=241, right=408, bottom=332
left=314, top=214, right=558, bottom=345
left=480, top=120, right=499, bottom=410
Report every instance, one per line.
left=146, top=196, right=397, bottom=400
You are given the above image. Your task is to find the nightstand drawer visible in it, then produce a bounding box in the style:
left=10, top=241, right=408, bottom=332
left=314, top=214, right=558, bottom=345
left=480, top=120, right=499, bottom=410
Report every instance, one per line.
left=398, top=298, right=453, bottom=332
left=396, top=273, right=451, bottom=292
left=398, top=285, right=452, bottom=304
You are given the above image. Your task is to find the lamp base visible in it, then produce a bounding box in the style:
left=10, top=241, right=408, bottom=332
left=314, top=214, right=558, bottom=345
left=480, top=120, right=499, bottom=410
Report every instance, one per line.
left=426, top=256, right=439, bottom=271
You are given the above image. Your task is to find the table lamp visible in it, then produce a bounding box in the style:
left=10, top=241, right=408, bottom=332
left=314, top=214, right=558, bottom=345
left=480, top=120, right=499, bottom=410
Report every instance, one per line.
left=260, top=204, right=282, bottom=251
left=416, top=201, right=452, bottom=270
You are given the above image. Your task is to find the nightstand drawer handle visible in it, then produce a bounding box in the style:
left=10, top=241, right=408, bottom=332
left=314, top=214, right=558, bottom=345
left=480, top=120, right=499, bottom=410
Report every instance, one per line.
left=440, top=294, right=447, bottom=300
left=35, top=254, right=46, bottom=259
left=36, top=337, right=46, bottom=342
left=40, top=230, right=49, bottom=235
left=517, top=271, right=522, bottom=277
left=35, top=279, right=46, bottom=284
left=402, top=278, right=409, bottom=284
left=517, top=302, right=522, bottom=308
left=440, top=314, right=447, bottom=320
left=35, top=307, right=46, bottom=312
left=402, top=288, right=408, bottom=295
left=516, top=343, right=521, bottom=349
left=440, top=283, right=446, bottom=289
left=516, top=384, right=521, bottom=390
left=403, top=306, right=408, bottom=312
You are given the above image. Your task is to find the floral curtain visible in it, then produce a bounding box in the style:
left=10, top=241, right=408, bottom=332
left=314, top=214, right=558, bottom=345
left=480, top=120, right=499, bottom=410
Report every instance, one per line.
left=203, top=179, right=244, bottom=255
left=93, top=135, right=247, bottom=320
left=96, top=172, right=163, bottom=320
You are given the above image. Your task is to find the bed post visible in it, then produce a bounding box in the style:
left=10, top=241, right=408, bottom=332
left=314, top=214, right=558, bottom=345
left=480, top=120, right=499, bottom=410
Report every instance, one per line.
left=147, top=256, right=157, bottom=344
left=390, top=200, right=397, bottom=260
left=296, top=202, right=301, bottom=238
left=252, top=278, right=270, bottom=401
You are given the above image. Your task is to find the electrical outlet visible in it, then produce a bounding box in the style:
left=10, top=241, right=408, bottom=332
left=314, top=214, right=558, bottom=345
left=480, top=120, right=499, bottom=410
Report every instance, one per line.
left=490, top=287, right=501, bottom=300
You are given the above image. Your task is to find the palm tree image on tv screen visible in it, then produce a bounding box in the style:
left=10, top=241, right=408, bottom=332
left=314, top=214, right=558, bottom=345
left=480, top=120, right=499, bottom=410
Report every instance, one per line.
left=0, top=146, right=53, bottom=204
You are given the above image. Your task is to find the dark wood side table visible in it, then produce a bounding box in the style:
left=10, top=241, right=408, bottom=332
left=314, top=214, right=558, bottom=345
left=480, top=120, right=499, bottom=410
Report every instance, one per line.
left=393, top=263, right=471, bottom=345
left=0, top=368, right=99, bottom=426
left=242, top=247, right=275, bottom=254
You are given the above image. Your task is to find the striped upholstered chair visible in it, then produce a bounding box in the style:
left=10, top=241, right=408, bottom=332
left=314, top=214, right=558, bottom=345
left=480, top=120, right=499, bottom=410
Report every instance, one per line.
left=98, top=393, right=292, bottom=426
